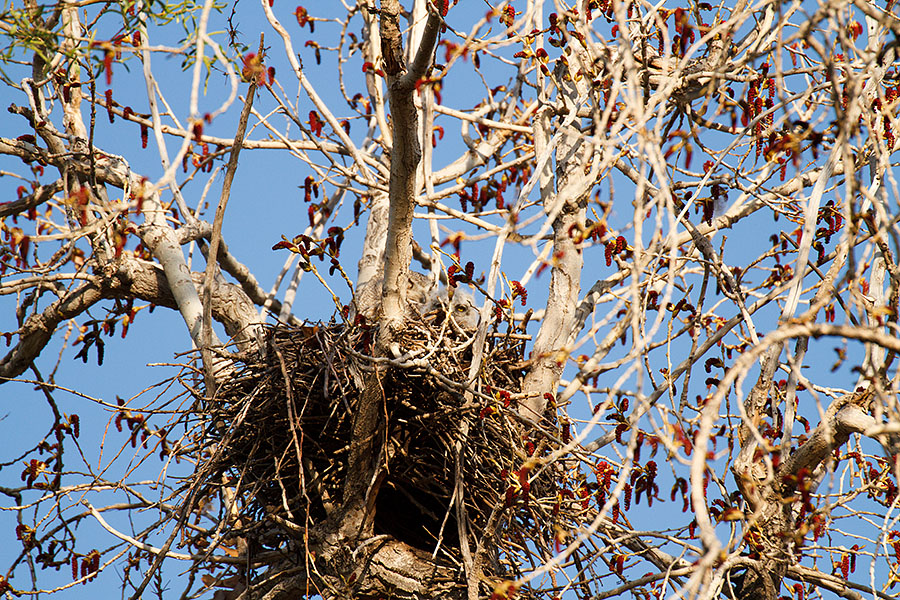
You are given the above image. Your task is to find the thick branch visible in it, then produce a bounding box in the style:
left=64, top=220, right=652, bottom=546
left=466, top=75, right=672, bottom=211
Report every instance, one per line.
left=0, top=258, right=259, bottom=382
left=248, top=539, right=461, bottom=600
left=787, top=563, right=895, bottom=600
left=519, top=60, right=588, bottom=422
left=335, top=0, right=443, bottom=551
left=378, top=0, right=441, bottom=332
left=519, top=202, right=584, bottom=421
left=0, top=134, right=236, bottom=351
left=0, top=278, right=104, bottom=381
left=777, top=396, right=877, bottom=490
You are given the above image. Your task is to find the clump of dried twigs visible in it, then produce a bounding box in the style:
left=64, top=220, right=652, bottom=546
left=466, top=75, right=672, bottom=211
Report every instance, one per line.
left=196, top=317, right=578, bottom=577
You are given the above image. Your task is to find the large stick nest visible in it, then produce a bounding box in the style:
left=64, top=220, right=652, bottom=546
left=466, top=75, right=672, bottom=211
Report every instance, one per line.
left=201, top=316, right=575, bottom=584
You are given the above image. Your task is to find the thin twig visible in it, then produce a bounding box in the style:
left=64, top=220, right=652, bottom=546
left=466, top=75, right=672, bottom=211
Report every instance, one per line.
left=201, top=35, right=263, bottom=396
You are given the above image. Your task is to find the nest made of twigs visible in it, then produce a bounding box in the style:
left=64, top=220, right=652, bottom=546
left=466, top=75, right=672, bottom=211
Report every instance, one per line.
left=200, top=316, right=567, bottom=573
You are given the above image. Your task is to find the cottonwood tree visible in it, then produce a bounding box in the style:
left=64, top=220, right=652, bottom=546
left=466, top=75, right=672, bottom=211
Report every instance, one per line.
left=2, top=0, right=900, bottom=599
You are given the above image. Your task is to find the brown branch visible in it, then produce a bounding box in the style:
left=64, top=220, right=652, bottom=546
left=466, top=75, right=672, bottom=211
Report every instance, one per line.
left=0, top=258, right=259, bottom=382
left=202, top=35, right=262, bottom=396
left=787, top=563, right=895, bottom=600
left=776, top=394, right=878, bottom=491
left=0, top=136, right=50, bottom=164
left=0, top=180, right=64, bottom=218
left=0, top=278, right=104, bottom=381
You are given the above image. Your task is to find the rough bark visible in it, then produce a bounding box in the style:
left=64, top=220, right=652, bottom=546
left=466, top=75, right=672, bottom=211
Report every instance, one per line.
left=0, top=180, right=64, bottom=219
left=354, top=191, right=390, bottom=318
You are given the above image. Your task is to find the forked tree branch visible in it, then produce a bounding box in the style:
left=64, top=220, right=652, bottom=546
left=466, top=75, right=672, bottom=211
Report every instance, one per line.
left=337, top=0, right=444, bottom=546
left=378, top=0, right=441, bottom=334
